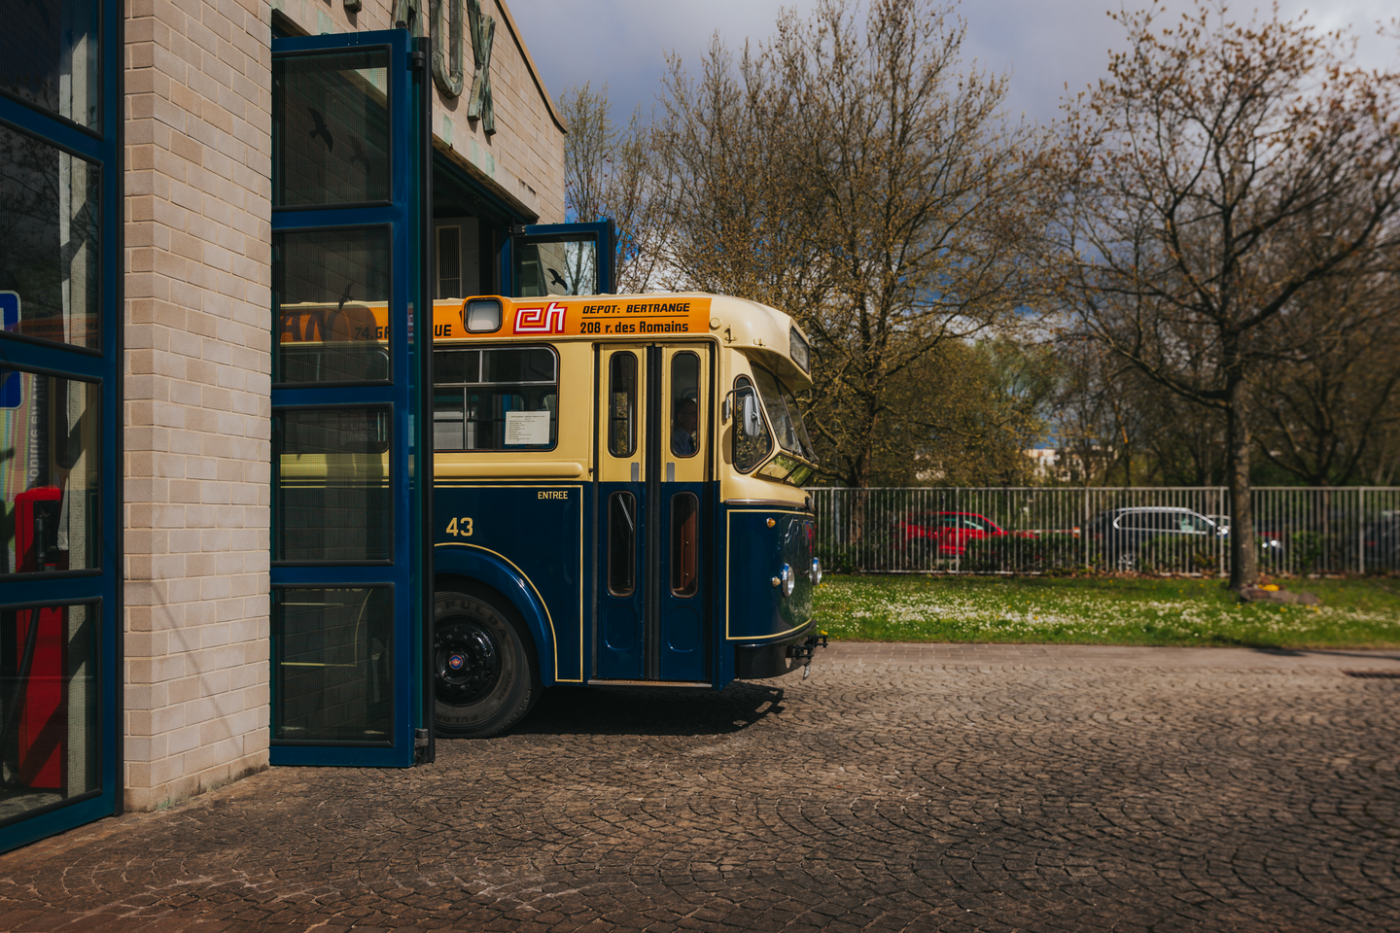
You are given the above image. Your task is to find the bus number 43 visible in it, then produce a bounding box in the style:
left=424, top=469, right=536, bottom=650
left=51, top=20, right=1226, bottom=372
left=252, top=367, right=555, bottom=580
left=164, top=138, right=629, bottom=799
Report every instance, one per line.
left=446, top=517, right=474, bottom=537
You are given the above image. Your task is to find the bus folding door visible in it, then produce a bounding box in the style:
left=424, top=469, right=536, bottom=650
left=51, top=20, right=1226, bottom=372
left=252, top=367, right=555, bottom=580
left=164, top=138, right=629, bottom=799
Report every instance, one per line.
left=594, top=343, right=712, bottom=683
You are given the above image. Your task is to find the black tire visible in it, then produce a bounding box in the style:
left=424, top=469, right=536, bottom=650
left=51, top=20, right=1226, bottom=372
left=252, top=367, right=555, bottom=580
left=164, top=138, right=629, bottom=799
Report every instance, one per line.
left=434, top=590, right=540, bottom=738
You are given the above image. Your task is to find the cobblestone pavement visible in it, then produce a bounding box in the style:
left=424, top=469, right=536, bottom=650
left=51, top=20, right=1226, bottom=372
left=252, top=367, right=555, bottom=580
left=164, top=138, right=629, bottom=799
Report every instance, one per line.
left=4, top=643, right=1400, bottom=932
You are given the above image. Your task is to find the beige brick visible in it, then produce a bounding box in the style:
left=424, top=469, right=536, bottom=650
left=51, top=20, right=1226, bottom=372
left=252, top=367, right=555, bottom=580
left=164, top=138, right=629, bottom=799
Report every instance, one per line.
left=126, top=0, right=273, bottom=812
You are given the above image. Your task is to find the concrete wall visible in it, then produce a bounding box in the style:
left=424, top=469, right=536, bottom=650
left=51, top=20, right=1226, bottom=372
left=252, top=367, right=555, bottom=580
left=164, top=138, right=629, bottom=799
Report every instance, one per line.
left=122, top=0, right=273, bottom=811
left=433, top=0, right=567, bottom=223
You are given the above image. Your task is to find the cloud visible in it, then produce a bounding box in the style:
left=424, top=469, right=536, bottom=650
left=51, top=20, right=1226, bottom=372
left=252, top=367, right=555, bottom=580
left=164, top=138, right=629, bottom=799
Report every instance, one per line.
left=506, top=0, right=1398, bottom=127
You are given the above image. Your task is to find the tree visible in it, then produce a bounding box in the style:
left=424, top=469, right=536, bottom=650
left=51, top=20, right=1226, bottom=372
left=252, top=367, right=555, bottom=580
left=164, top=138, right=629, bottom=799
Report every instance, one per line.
left=1054, top=1, right=1400, bottom=588
left=843, top=338, right=1055, bottom=487
left=1251, top=276, right=1400, bottom=487
left=653, top=0, right=1052, bottom=500
left=556, top=83, right=667, bottom=293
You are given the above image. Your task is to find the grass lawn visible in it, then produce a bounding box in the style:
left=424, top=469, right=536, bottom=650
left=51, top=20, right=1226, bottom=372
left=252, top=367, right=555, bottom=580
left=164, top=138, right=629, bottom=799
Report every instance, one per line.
left=813, top=574, right=1400, bottom=648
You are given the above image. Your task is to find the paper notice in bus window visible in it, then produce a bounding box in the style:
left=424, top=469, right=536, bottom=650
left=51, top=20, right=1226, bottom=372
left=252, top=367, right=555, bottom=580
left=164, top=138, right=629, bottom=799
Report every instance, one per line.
left=505, top=410, right=551, bottom=445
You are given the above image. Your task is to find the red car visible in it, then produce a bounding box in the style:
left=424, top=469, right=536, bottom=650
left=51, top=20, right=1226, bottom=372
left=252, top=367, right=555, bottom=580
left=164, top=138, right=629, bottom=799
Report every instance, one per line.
left=897, top=511, right=1031, bottom=556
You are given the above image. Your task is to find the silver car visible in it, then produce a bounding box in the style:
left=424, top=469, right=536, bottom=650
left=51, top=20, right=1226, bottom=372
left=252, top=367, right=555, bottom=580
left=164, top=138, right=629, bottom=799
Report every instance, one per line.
left=1086, top=507, right=1224, bottom=570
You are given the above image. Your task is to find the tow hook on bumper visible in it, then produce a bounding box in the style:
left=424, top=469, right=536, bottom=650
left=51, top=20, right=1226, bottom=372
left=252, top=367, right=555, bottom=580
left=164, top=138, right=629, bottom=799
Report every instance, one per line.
left=787, top=632, right=829, bottom=679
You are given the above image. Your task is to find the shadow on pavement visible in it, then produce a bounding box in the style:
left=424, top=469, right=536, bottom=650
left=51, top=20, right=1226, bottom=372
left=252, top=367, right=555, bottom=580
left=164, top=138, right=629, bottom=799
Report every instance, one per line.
left=1247, top=645, right=1400, bottom=662
left=499, top=681, right=788, bottom=738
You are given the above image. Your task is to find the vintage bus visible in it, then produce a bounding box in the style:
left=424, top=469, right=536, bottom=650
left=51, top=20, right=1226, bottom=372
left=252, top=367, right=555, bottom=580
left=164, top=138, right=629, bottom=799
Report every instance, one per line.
left=277, top=292, right=825, bottom=738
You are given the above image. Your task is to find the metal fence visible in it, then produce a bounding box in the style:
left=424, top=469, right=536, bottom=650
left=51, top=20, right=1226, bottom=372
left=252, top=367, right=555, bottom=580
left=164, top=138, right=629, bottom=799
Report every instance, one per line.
left=809, top=486, right=1400, bottom=576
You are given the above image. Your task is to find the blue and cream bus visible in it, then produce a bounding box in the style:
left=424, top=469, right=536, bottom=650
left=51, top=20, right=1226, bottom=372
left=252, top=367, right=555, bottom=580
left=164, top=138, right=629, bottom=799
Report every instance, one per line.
left=422, top=292, right=824, bottom=735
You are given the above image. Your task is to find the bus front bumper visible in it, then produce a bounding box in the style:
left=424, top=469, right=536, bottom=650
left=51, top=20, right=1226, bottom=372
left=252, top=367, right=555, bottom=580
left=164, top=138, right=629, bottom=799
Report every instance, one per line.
left=734, top=630, right=828, bottom=680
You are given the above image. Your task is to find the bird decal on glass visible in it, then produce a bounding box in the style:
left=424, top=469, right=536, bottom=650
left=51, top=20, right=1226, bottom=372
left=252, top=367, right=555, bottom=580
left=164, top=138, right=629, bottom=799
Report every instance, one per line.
left=348, top=136, right=370, bottom=173
left=548, top=267, right=567, bottom=291
left=308, top=108, right=335, bottom=152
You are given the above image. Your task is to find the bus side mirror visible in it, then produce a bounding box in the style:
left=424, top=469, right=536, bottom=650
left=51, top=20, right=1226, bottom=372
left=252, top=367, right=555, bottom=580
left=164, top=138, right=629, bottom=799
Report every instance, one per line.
left=741, top=393, right=763, bottom=439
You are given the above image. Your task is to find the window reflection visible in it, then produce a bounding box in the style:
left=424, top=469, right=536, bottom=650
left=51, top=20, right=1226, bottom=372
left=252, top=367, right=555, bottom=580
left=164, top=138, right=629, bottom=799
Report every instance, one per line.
left=670, top=493, right=698, bottom=597
left=0, top=0, right=100, bottom=130
left=0, top=372, right=99, bottom=575
left=274, top=50, right=390, bottom=207
left=273, top=408, right=391, bottom=563
left=0, top=602, right=99, bottom=822
left=608, top=352, right=636, bottom=458
left=274, top=228, right=391, bottom=384
left=515, top=239, right=597, bottom=297
left=607, top=492, right=636, bottom=596
left=670, top=353, right=699, bottom=458
left=0, top=125, right=100, bottom=349
left=731, top=376, right=772, bottom=473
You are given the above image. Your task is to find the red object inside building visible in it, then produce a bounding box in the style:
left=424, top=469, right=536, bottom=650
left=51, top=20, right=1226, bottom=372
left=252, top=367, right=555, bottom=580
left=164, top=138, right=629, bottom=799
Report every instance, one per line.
left=12, top=486, right=68, bottom=792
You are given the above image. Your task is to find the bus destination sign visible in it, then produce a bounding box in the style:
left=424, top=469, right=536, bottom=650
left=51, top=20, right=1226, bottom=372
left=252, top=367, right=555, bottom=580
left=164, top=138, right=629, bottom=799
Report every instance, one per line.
left=432, top=297, right=714, bottom=340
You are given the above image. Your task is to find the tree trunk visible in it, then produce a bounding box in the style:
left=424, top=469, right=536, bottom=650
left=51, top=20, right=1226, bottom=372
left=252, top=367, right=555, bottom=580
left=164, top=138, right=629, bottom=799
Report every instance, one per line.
left=847, top=399, right=881, bottom=550
left=1226, top=375, right=1258, bottom=590
left=849, top=451, right=872, bottom=554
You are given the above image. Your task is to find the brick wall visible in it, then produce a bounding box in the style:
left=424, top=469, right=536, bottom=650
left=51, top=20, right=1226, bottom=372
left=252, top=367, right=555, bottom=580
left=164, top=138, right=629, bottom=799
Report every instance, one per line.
left=123, top=0, right=273, bottom=811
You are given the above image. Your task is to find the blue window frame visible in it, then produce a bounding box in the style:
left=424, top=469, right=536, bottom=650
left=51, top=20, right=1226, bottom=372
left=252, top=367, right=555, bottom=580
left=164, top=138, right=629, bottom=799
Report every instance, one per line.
left=269, top=29, right=429, bottom=768
left=0, top=0, right=121, bottom=854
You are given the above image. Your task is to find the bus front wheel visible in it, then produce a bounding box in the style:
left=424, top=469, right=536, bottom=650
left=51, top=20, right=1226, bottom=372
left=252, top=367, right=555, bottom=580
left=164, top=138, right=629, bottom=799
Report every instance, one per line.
left=434, top=590, right=539, bottom=738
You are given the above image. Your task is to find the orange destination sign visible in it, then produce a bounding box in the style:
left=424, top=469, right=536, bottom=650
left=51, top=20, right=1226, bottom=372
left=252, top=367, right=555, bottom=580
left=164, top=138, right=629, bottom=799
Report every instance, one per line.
left=432, top=296, right=714, bottom=340
left=279, top=296, right=715, bottom=345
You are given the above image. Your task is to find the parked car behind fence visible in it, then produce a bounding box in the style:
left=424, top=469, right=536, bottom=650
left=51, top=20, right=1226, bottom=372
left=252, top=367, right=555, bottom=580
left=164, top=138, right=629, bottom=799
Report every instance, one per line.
left=1084, top=507, right=1223, bottom=571
left=897, top=511, right=1034, bottom=557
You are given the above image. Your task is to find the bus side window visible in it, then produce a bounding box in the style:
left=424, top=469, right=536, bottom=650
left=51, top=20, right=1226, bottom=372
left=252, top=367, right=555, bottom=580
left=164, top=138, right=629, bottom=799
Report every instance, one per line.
left=670, top=352, right=699, bottom=458
left=670, top=492, right=698, bottom=597
left=608, top=491, right=636, bottom=596
left=433, top=347, right=557, bottom=450
left=608, top=352, right=637, bottom=457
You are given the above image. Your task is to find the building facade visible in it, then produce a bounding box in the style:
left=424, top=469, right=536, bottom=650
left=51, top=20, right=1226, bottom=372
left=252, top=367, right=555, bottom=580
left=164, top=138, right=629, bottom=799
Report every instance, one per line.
left=1, top=0, right=568, bottom=851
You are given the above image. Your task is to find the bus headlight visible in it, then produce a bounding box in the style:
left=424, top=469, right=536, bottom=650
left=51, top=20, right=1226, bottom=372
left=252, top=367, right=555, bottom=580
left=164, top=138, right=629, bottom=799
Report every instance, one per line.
left=810, top=557, right=822, bottom=585
left=779, top=563, right=795, bottom=597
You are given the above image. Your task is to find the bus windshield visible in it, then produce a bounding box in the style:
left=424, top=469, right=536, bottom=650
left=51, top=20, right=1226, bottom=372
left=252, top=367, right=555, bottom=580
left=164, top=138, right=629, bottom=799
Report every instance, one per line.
left=752, top=366, right=816, bottom=464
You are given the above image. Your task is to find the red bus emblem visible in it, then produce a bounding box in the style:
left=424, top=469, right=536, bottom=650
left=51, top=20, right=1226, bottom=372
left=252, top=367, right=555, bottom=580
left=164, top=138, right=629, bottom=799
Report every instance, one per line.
left=514, top=301, right=567, bottom=334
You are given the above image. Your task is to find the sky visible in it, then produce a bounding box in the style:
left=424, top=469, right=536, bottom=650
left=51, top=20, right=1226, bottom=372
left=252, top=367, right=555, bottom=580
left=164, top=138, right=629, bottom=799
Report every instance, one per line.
left=506, top=0, right=1399, bottom=128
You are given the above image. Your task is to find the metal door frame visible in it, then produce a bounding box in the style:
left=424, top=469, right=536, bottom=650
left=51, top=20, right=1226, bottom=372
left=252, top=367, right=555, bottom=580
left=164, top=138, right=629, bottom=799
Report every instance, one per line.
left=268, top=29, right=431, bottom=767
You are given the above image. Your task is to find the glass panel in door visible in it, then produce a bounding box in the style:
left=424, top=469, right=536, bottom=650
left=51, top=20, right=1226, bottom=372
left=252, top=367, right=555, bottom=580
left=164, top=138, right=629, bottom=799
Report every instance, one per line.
left=274, top=49, right=391, bottom=207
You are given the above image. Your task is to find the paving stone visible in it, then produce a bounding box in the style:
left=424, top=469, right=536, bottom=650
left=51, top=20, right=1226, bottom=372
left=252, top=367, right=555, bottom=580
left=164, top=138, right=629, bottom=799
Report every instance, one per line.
left=3, top=644, right=1400, bottom=931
